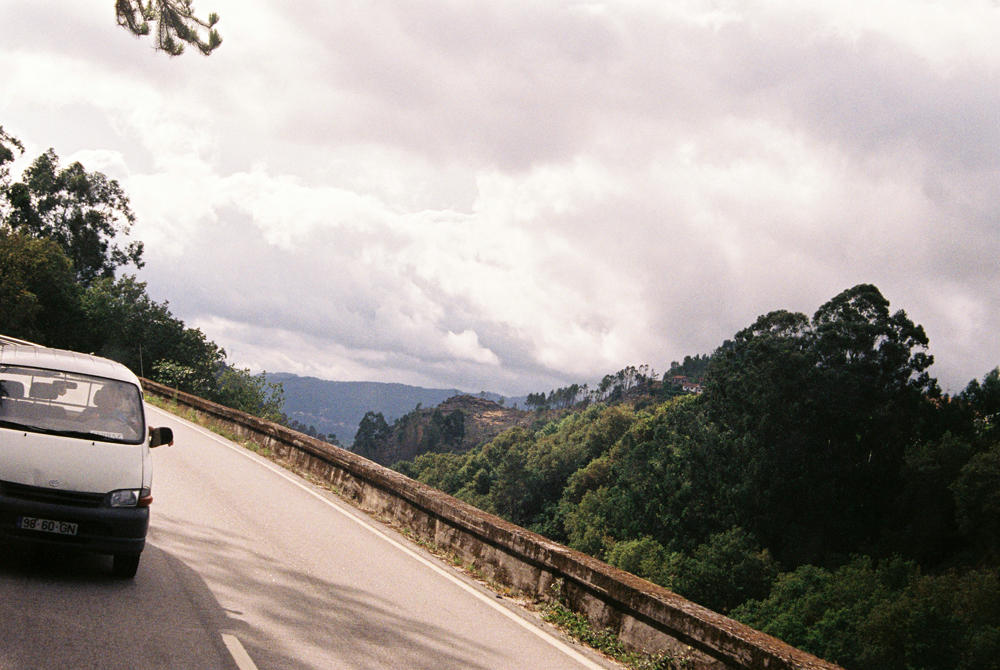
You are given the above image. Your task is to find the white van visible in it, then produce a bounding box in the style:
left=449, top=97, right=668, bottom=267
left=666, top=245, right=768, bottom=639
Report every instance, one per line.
left=0, top=335, right=173, bottom=578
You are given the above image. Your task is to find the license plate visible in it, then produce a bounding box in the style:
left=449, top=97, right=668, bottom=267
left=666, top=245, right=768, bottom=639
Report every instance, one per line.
left=17, top=516, right=78, bottom=536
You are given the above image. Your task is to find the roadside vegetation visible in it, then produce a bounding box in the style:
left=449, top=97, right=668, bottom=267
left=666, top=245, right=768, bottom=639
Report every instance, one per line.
left=394, top=285, right=1000, bottom=670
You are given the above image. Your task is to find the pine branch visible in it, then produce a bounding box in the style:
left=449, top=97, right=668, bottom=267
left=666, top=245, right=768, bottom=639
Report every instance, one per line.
left=116, top=0, right=222, bottom=56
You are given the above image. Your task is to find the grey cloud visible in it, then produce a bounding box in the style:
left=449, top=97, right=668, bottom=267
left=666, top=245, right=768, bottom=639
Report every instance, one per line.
left=705, top=14, right=1000, bottom=175
left=7, top=0, right=1000, bottom=397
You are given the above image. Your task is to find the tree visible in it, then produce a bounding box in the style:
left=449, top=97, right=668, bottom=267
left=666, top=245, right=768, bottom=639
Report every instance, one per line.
left=962, top=367, right=1000, bottom=438
left=666, top=354, right=712, bottom=380
left=0, top=126, right=24, bottom=185
left=663, top=528, right=779, bottom=615
left=3, top=149, right=143, bottom=285
left=559, top=397, right=738, bottom=558
left=0, top=230, right=85, bottom=349
left=951, top=443, right=1000, bottom=560
left=734, top=559, right=1000, bottom=670
left=151, top=359, right=214, bottom=398
left=213, top=366, right=285, bottom=423
left=81, top=275, right=225, bottom=387
left=0, top=127, right=25, bottom=227
left=354, top=411, right=391, bottom=461
left=421, top=407, right=465, bottom=452
left=703, top=285, right=940, bottom=566
left=810, top=283, right=938, bottom=465
left=732, top=556, right=916, bottom=669
left=525, top=392, right=548, bottom=410
left=116, top=0, right=222, bottom=56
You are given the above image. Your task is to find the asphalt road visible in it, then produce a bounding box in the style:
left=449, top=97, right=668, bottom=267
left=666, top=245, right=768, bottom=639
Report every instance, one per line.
left=0, top=404, right=619, bottom=670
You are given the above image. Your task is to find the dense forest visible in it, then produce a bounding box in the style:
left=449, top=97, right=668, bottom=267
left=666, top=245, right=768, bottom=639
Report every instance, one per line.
left=0, top=126, right=284, bottom=421
left=395, top=285, right=1000, bottom=670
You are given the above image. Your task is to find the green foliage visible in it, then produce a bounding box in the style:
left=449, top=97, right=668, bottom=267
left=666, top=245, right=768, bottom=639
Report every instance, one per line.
left=732, top=557, right=910, bottom=668
left=526, top=384, right=584, bottom=410
left=419, top=407, right=465, bottom=452
left=542, top=580, right=681, bottom=670
left=560, top=397, right=738, bottom=557
left=115, top=0, right=222, bottom=56
left=952, top=444, right=1000, bottom=559
left=0, top=230, right=85, bottom=349
left=898, top=432, right=974, bottom=563
left=394, top=404, right=639, bottom=541
left=81, top=275, right=225, bottom=387
left=399, top=451, right=469, bottom=494
left=482, top=405, right=638, bottom=536
left=212, top=366, right=285, bottom=423
left=861, top=570, right=1000, bottom=670
left=151, top=360, right=213, bottom=398
left=703, top=285, right=940, bottom=566
left=481, top=427, right=538, bottom=522
left=0, top=126, right=24, bottom=186
left=734, top=558, right=1000, bottom=670
left=354, top=411, right=391, bottom=460
left=962, top=367, right=1000, bottom=439
left=604, top=530, right=779, bottom=616
left=561, top=484, right=617, bottom=557
left=524, top=392, right=548, bottom=410
left=542, top=599, right=625, bottom=655
left=665, top=528, right=780, bottom=615
left=525, top=365, right=668, bottom=410
left=150, top=362, right=288, bottom=424
left=283, top=417, right=339, bottom=446
left=3, top=149, right=143, bottom=285
left=605, top=536, right=670, bottom=583
left=665, top=354, right=711, bottom=380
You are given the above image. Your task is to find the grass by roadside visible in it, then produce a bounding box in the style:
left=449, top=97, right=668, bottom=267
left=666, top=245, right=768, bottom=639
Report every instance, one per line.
left=541, top=580, right=690, bottom=670
left=146, top=395, right=272, bottom=457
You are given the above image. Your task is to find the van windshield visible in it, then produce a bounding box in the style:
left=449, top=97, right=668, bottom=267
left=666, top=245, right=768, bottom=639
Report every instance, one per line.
left=0, top=366, right=145, bottom=445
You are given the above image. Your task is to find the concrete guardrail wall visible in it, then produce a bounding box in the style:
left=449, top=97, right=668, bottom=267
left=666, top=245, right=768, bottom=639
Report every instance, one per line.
left=142, top=378, right=843, bottom=670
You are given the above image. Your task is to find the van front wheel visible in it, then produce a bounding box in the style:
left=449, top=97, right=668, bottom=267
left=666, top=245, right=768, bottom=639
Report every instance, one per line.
left=112, top=553, right=141, bottom=578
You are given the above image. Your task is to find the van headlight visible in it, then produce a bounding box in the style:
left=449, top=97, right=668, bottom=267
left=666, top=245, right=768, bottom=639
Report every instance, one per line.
left=108, top=489, right=139, bottom=507
left=107, top=488, right=152, bottom=508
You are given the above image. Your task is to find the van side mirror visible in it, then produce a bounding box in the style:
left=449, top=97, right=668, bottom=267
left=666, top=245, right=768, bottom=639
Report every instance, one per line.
left=149, top=427, right=174, bottom=448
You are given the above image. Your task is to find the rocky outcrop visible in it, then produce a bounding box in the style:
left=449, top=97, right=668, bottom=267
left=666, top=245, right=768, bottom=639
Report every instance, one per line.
left=376, top=394, right=538, bottom=465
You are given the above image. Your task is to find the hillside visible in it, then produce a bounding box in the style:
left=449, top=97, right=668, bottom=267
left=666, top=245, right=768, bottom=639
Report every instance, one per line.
left=368, top=394, right=549, bottom=465
left=271, top=373, right=518, bottom=444
left=388, top=286, right=1000, bottom=670
left=356, top=370, right=688, bottom=465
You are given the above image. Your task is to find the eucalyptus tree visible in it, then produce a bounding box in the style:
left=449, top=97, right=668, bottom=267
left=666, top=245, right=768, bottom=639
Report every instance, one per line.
left=2, top=149, right=143, bottom=285
left=354, top=412, right=392, bottom=460
left=703, top=284, right=940, bottom=566
left=0, top=126, right=24, bottom=183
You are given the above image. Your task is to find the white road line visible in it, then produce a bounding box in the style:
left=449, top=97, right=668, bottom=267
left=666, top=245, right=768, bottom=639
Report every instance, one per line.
left=221, top=634, right=259, bottom=670
left=147, top=405, right=610, bottom=670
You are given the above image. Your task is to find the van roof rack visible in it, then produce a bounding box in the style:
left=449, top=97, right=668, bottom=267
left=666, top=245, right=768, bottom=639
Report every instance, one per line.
left=0, top=334, right=41, bottom=348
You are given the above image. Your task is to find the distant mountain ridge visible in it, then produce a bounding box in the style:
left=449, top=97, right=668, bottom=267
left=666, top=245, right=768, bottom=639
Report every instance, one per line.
left=270, top=373, right=518, bottom=445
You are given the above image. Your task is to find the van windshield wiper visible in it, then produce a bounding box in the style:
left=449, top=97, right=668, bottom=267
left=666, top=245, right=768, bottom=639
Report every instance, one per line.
left=0, top=420, right=123, bottom=442
left=0, top=418, right=33, bottom=432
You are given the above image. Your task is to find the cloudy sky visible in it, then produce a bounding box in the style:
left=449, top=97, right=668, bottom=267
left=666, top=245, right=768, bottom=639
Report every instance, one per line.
left=1, top=0, right=997, bottom=395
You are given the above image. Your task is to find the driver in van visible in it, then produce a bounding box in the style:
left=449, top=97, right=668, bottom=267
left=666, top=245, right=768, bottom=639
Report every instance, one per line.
left=81, top=385, right=141, bottom=439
